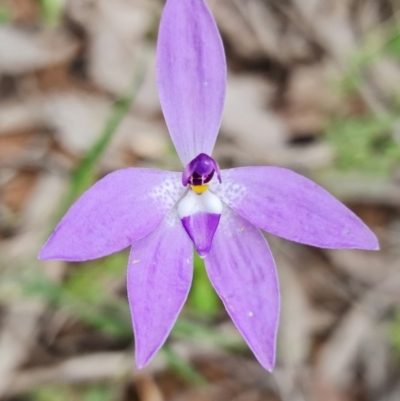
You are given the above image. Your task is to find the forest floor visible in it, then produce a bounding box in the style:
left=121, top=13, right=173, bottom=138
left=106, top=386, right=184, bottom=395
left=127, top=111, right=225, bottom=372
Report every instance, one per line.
left=1, top=1, right=400, bottom=400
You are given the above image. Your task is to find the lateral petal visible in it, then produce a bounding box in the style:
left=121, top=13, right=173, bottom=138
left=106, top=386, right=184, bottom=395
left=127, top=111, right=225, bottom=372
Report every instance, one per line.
left=39, top=169, right=184, bottom=261
left=127, top=210, right=193, bottom=369
left=157, top=0, right=226, bottom=165
left=212, top=167, right=379, bottom=250
left=205, top=206, right=280, bottom=371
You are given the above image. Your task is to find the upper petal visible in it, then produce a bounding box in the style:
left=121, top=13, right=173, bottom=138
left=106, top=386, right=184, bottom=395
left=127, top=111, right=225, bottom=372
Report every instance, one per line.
left=204, top=206, right=280, bottom=371
left=212, top=167, right=379, bottom=250
left=127, top=209, right=193, bottom=369
left=39, top=169, right=184, bottom=261
left=157, top=0, right=226, bottom=165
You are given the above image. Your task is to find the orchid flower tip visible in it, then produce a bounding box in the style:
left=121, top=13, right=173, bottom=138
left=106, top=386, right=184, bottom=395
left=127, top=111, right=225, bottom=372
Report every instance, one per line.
left=197, top=251, right=208, bottom=259
left=261, top=358, right=275, bottom=373
left=37, top=246, right=50, bottom=261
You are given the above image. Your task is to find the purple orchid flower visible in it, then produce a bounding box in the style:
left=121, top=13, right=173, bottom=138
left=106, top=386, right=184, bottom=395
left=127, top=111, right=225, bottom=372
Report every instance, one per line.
left=39, top=0, right=378, bottom=371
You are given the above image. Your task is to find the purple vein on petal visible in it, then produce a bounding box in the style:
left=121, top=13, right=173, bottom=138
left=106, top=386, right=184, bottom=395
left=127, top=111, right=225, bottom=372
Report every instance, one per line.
left=157, top=0, right=227, bottom=165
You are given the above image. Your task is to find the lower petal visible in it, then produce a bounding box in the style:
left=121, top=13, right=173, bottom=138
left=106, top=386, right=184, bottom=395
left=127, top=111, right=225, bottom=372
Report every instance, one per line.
left=204, top=206, right=280, bottom=371
left=178, top=189, right=222, bottom=258
left=182, top=213, right=220, bottom=258
left=127, top=209, right=193, bottom=369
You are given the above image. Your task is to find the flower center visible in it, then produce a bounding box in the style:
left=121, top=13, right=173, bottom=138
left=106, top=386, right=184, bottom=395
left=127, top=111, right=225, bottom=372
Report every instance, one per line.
left=177, top=185, right=222, bottom=258
left=182, top=153, right=221, bottom=191
left=179, top=154, right=222, bottom=257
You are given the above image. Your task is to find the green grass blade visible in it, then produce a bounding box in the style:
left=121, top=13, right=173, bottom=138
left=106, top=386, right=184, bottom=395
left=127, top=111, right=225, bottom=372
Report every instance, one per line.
left=59, top=54, right=148, bottom=216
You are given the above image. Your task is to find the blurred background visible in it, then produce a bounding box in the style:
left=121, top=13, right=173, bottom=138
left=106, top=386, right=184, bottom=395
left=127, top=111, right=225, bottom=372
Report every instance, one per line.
left=0, top=0, right=400, bottom=400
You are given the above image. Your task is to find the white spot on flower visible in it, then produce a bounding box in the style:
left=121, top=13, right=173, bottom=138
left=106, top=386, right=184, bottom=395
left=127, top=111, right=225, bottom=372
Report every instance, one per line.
left=164, top=208, right=180, bottom=227
left=150, top=176, right=184, bottom=211
left=210, top=173, right=246, bottom=206
left=248, top=311, right=254, bottom=317
left=178, top=189, right=222, bottom=219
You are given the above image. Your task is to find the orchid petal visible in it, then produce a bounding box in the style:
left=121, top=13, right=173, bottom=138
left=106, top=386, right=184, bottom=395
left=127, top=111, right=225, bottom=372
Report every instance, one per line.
left=182, top=213, right=220, bottom=258
left=127, top=210, right=193, bottom=369
left=212, top=167, right=378, bottom=250
left=39, top=169, right=184, bottom=261
left=157, top=0, right=226, bottom=165
left=178, top=189, right=222, bottom=257
left=205, top=206, right=280, bottom=371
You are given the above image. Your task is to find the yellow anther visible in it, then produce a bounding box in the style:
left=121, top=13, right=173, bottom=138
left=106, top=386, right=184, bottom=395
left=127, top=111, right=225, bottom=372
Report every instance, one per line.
left=190, top=184, right=209, bottom=194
